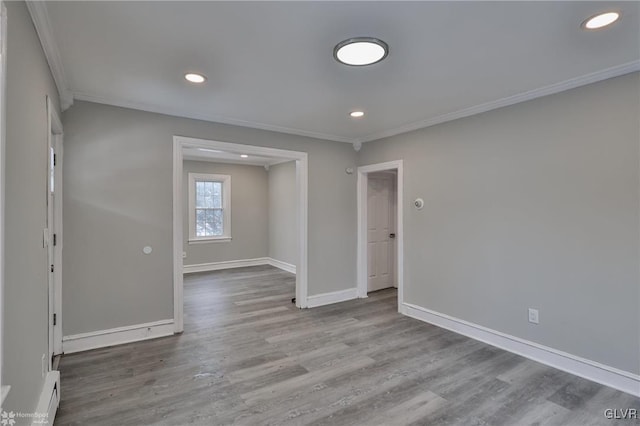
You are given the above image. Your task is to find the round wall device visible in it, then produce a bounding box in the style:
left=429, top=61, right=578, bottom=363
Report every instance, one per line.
left=414, top=198, right=424, bottom=210
left=143, top=246, right=153, bottom=255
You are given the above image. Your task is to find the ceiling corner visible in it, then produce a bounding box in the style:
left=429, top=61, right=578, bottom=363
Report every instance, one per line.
left=359, top=60, right=640, bottom=144
left=26, top=1, right=73, bottom=111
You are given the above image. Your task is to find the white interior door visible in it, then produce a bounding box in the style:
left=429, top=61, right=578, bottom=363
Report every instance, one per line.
left=47, top=137, right=56, bottom=364
left=47, top=98, right=63, bottom=362
left=367, top=173, right=396, bottom=292
left=53, top=136, right=63, bottom=355
left=0, top=2, right=6, bottom=399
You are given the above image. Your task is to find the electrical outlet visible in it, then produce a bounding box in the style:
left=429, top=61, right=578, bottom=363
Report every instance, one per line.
left=528, top=308, right=539, bottom=324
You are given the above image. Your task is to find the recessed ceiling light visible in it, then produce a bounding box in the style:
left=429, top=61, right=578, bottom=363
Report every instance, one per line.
left=334, top=37, right=388, bottom=66
left=582, top=11, right=620, bottom=30
left=184, top=73, right=207, bottom=83
left=240, top=154, right=249, bottom=158
left=350, top=111, right=365, bottom=118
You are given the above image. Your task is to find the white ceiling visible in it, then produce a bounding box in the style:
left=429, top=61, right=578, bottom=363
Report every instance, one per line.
left=43, top=1, right=640, bottom=144
left=183, top=146, right=291, bottom=167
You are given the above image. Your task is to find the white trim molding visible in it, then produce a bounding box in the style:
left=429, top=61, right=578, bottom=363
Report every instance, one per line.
left=183, top=257, right=296, bottom=275
left=174, top=136, right=309, bottom=334
left=357, top=160, right=404, bottom=308
left=401, top=302, right=640, bottom=398
left=33, top=371, right=59, bottom=426
left=52, top=133, right=64, bottom=357
left=46, top=97, right=64, bottom=361
left=25, top=1, right=73, bottom=110
left=62, top=319, right=175, bottom=354
left=357, top=60, right=640, bottom=144
left=1, top=385, right=10, bottom=406
left=307, top=288, right=358, bottom=308
left=268, top=258, right=296, bottom=274
left=75, top=91, right=352, bottom=144
left=183, top=258, right=270, bottom=274
left=0, top=1, right=6, bottom=402
left=75, top=61, right=639, bottom=146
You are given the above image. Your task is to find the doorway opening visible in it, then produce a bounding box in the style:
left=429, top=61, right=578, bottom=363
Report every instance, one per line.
left=357, top=160, right=404, bottom=310
left=367, top=171, right=397, bottom=293
left=172, top=136, right=309, bottom=333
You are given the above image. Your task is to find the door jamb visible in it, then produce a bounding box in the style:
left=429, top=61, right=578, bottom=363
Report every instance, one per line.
left=172, top=136, right=309, bottom=333
left=357, top=160, right=404, bottom=309
left=0, top=1, right=7, bottom=400
left=47, top=97, right=63, bottom=360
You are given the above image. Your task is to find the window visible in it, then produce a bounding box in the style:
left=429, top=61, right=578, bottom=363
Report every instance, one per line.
left=188, top=173, right=231, bottom=242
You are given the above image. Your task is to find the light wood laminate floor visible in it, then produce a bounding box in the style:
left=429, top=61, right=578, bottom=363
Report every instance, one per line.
left=57, top=266, right=639, bottom=425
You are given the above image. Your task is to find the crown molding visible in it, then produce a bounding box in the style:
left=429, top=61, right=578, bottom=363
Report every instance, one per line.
left=26, top=1, right=73, bottom=110
left=73, top=91, right=355, bottom=144
left=358, top=60, right=640, bottom=144
left=70, top=60, right=638, bottom=145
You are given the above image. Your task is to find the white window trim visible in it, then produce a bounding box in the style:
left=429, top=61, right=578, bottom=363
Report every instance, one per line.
left=188, top=173, right=231, bottom=243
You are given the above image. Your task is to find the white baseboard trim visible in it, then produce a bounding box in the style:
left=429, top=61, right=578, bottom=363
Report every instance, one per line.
left=183, top=257, right=297, bottom=275
left=267, top=258, right=296, bottom=274
left=1, top=385, right=10, bottom=406
left=307, top=288, right=358, bottom=308
left=33, top=371, right=59, bottom=426
left=183, top=257, right=270, bottom=274
left=401, top=302, right=640, bottom=397
left=62, top=319, right=175, bottom=354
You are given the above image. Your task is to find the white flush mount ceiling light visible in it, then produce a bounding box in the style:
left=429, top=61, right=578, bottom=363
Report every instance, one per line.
left=184, top=73, right=207, bottom=83
left=334, top=37, right=389, bottom=66
left=582, top=11, right=621, bottom=30
left=240, top=154, right=249, bottom=158
left=350, top=111, right=365, bottom=118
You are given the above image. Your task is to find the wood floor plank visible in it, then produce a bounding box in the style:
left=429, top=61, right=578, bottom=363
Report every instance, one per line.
left=228, top=343, right=350, bottom=383
left=240, top=354, right=376, bottom=406
left=56, top=266, right=639, bottom=425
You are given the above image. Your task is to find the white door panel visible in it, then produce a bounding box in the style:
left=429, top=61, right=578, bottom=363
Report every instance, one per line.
left=367, top=173, right=396, bottom=292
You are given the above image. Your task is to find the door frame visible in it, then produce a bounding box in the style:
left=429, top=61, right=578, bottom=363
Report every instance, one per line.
left=357, top=160, right=404, bottom=308
left=46, top=97, right=63, bottom=359
left=0, top=0, right=6, bottom=400
left=172, top=136, right=309, bottom=333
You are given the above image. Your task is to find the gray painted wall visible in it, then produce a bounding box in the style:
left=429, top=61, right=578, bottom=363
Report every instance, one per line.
left=183, top=161, right=268, bottom=265
left=268, top=161, right=297, bottom=266
left=62, top=101, right=357, bottom=336
left=3, top=1, right=61, bottom=415
left=358, top=72, right=640, bottom=374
